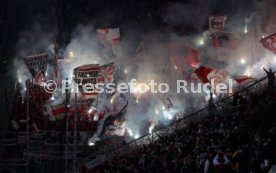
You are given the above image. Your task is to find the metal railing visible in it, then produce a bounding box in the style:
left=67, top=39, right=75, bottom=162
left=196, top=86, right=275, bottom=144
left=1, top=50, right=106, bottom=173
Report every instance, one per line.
left=84, top=74, right=270, bottom=170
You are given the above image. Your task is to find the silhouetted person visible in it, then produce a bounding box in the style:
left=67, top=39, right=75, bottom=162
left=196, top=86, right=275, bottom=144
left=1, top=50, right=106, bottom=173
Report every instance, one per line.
left=263, top=68, right=276, bottom=89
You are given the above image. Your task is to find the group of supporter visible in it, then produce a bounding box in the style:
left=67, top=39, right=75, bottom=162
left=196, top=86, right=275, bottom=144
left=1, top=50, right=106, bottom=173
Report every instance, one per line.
left=92, top=88, right=276, bottom=173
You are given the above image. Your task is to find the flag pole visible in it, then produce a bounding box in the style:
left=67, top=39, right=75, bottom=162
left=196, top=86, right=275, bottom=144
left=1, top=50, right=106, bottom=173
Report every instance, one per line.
left=73, top=76, right=78, bottom=172
left=64, top=77, right=69, bottom=171
left=26, top=80, right=30, bottom=173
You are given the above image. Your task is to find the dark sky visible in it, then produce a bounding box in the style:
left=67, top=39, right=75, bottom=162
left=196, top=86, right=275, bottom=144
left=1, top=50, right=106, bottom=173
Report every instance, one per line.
left=0, top=0, right=258, bottom=63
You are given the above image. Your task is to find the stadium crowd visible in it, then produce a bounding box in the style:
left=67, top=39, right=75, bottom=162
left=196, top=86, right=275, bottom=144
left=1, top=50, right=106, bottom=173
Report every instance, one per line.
left=93, top=87, right=276, bottom=173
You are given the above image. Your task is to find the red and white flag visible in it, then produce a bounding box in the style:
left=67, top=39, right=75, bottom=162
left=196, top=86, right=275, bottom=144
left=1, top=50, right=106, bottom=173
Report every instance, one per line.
left=98, top=62, right=115, bottom=84
left=73, top=64, right=100, bottom=99
left=97, top=28, right=121, bottom=54
left=194, top=66, right=229, bottom=84
left=233, top=76, right=256, bottom=86
left=24, top=53, right=48, bottom=85
left=51, top=104, right=66, bottom=120
left=33, top=70, right=45, bottom=85
left=260, top=33, right=276, bottom=54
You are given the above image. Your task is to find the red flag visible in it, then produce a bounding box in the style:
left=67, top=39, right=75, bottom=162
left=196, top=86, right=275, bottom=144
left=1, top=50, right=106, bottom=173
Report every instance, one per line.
left=33, top=70, right=45, bottom=85
left=194, top=66, right=229, bottom=84
left=233, top=76, right=256, bottom=85
left=194, top=66, right=213, bottom=83
left=260, top=33, right=276, bottom=54
left=24, top=53, right=48, bottom=78
left=98, top=62, right=115, bottom=84
left=51, top=104, right=66, bottom=120
left=169, top=43, right=199, bottom=70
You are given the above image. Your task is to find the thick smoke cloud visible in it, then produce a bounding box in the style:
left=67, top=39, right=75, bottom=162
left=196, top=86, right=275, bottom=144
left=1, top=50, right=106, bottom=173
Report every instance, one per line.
left=12, top=0, right=276, bottom=139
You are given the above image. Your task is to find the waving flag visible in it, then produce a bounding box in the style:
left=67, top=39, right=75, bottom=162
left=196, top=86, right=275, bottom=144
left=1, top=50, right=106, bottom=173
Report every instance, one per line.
left=194, top=66, right=213, bottom=83
left=233, top=76, right=256, bottom=86
left=97, top=28, right=121, bottom=55
left=51, top=104, right=66, bottom=120
left=194, top=66, right=229, bottom=84
left=98, top=62, right=115, bottom=84
left=24, top=53, right=48, bottom=85
left=260, top=33, right=276, bottom=54
left=169, top=43, right=199, bottom=71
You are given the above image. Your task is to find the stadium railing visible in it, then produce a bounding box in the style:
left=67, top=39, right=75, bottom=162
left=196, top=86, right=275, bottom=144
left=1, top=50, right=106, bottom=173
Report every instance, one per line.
left=83, top=74, right=270, bottom=170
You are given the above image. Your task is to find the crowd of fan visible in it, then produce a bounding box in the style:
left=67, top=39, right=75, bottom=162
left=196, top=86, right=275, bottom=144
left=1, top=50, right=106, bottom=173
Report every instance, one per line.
left=93, top=88, right=276, bottom=173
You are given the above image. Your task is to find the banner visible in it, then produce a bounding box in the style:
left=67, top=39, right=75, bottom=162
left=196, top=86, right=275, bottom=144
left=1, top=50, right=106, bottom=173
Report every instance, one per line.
left=209, top=16, right=227, bottom=33
left=98, top=62, right=115, bottom=84
left=24, top=53, right=48, bottom=84
left=73, top=64, right=100, bottom=99
left=260, top=33, right=276, bottom=54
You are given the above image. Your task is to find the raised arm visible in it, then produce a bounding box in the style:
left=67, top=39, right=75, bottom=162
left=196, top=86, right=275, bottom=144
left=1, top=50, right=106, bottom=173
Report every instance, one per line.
left=263, top=67, right=269, bottom=74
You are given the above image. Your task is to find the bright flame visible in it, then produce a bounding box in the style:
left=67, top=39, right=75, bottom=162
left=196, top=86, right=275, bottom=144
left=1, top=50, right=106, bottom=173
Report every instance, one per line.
left=162, top=106, right=165, bottom=110
left=199, top=38, right=204, bottom=45
left=93, top=114, right=99, bottom=121
left=69, top=51, right=74, bottom=58
left=149, top=123, right=155, bottom=134
left=124, top=69, right=128, bottom=74
left=240, top=58, right=246, bottom=64
left=155, top=109, right=159, bottom=115
left=262, top=35, right=265, bottom=38
left=134, top=134, right=139, bottom=139
left=244, top=26, right=248, bottom=34
left=19, top=78, right=22, bottom=83
left=136, top=98, right=139, bottom=103
left=127, top=128, right=133, bottom=136
left=88, top=108, right=95, bottom=114
left=174, top=65, right=178, bottom=70
left=88, top=141, right=95, bottom=146
left=50, top=96, right=55, bottom=101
